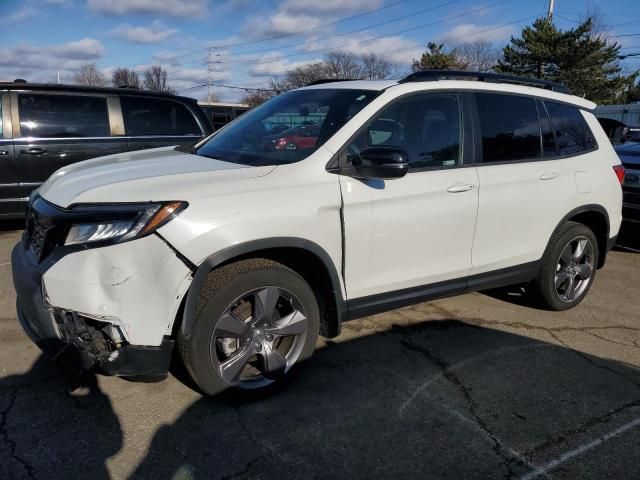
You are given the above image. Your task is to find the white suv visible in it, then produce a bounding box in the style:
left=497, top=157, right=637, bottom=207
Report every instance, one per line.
left=12, top=71, right=624, bottom=395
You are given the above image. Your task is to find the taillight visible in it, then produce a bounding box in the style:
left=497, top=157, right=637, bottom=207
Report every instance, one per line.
left=613, top=164, right=625, bottom=184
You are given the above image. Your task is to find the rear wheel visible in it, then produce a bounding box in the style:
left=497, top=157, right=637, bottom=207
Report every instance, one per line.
left=534, top=221, right=598, bottom=311
left=179, top=259, right=319, bottom=396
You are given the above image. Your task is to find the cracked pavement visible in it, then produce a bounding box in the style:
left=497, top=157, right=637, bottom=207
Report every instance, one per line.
left=1, top=225, right=640, bottom=480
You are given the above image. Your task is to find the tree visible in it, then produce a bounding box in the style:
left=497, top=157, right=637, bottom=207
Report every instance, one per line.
left=412, top=43, right=468, bottom=72
left=73, top=63, right=107, bottom=87
left=453, top=40, right=500, bottom=72
left=496, top=18, right=637, bottom=104
left=272, top=52, right=399, bottom=92
left=143, top=65, right=174, bottom=93
left=359, top=53, right=398, bottom=80
left=324, top=51, right=363, bottom=79
left=240, top=90, right=275, bottom=108
left=112, top=68, right=141, bottom=88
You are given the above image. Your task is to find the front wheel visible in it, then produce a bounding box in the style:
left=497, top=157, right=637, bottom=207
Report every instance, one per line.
left=534, top=221, right=598, bottom=311
left=179, top=259, right=319, bottom=396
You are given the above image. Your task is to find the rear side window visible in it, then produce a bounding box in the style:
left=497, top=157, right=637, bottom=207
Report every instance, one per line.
left=18, top=94, right=109, bottom=138
left=475, top=93, right=541, bottom=163
left=121, top=96, right=201, bottom=136
left=544, top=101, right=596, bottom=156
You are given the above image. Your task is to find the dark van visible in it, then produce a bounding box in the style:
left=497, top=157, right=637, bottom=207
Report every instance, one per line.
left=0, top=82, right=213, bottom=218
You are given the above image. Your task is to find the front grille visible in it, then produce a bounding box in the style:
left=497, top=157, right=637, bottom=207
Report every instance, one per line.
left=26, top=209, right=49, bottom=259
left=24, top=203, right=65, bottom=262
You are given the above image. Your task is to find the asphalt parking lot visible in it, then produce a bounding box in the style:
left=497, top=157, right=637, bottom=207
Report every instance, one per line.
left=1, top=224, right=640, bottom=480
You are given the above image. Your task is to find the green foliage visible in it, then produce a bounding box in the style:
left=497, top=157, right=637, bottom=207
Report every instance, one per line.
left=496, top=18, right=638, bottom=104
left=412, top=43, right=468, bottom=72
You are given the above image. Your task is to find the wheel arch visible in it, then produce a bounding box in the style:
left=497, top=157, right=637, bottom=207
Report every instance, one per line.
left=552, top=204, right=610, bottom=269
left=179, top=238, right=346, bottom=342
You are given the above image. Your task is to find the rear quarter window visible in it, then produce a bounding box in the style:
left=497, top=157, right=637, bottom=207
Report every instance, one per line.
left=121, top=96, right=202, bottom=136
left=543, top=101, right=596, bottom=156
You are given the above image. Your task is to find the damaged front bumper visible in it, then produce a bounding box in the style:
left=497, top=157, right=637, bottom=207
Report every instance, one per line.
left=12, top=237, right=176, bottom=380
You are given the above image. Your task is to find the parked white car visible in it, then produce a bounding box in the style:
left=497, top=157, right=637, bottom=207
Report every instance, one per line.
left=12, top=71, right=624, bottom=395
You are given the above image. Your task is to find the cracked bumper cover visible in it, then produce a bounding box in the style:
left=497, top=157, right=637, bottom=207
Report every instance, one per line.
left=11, top=234, right=189, bottom=378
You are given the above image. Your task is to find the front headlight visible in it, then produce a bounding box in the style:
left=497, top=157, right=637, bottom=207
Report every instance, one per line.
left=65, top=201, right=187, bottom=246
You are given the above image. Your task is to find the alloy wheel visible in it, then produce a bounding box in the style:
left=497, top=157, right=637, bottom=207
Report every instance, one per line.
left=554, top=236, right=595, bottom=302
left=209, top=286, right=309, bottom=389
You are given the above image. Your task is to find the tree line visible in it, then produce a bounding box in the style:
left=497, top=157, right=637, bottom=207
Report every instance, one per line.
left=73, top=63, right=175, bottom=93
left=71, top=16, right=640, bottom=105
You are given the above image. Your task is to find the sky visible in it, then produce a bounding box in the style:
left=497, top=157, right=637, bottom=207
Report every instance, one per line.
left=1, top=0, right=639, bottom=101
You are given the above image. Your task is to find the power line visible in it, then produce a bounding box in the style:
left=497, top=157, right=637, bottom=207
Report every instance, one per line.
left=618, top=52, right=640, bottom=59
left=134, top=0, right=462, bottom=72
left=178, top=83, right=277, bottom=93
left=211, top=0, right=461, bottom=59
left=374, top=14, right=539, bottom=63
left=167, top=0, right=413, bottom=62
left=187, top=0, right=518, bottom=67
left=176, top=13, right=540, bottom=93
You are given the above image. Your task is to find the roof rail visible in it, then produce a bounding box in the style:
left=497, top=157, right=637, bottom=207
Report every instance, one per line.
left=398, top=70, right=569, bottom=93
left=306, top=78, right=360, bottom=86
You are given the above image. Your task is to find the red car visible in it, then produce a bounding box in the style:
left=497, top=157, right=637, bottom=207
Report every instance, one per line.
left=268, top=124, right=320, bottom=150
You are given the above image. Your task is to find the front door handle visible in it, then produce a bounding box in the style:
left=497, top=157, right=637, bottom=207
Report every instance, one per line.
left=447, top=183, right=475, bottom=193
left=20, top=148, right=47, bottom=155
left=540, top=171, right=558, bottom=180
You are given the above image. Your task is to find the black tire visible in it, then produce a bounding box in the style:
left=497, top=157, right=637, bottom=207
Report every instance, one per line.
left=179, top=258, right=319, bottom=396
left=534, top=221, right=599, bottom=311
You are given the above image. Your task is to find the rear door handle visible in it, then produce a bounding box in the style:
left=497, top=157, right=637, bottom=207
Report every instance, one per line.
left=540, top=171, right=558, bottom=180
left=20, top=148, right=47, bottom=155
left=0, top=150, right=8, bottom=156
left=447, top=183, right=475, bottom=193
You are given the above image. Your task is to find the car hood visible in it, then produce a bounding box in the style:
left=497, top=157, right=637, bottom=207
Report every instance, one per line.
left=38, top=146, right=276, bottom=208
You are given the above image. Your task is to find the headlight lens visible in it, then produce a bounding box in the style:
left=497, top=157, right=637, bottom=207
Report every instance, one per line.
left=64, top=201, right=186, bottom=246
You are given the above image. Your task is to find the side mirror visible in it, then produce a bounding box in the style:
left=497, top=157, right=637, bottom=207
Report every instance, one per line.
left=352, top=146, right=409, bottom=179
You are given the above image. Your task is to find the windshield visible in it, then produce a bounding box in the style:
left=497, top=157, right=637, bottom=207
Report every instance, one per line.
left=196, top=89, right=380, bottom=166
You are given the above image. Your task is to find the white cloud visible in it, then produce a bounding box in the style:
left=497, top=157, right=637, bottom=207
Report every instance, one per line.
left=0, top=38, right=105, bottom=83
left=249, top=52, right=320, bottom=77
left=86, top=0, right=208, bottom=18
left=244, top=0, right=382, bottom=38
left=112, top=21, right=178, bottom=44
left=0, top=7, right=38, bottom=25
left=246, top=12, right=326, bottom=37
left=301, top=33, right=421, bottom=64
left=281, top=0, right=382, bottom=15
left=436, top=23, right=516, bottom=45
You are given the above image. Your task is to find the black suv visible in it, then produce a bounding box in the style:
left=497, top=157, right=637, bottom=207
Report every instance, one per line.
left=0, top=82, right=213, bottom=218
left=615, top=141, right=640, bottom=224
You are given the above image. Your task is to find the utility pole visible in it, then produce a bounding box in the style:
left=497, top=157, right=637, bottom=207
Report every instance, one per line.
left=547, top=0, right=555, bottom=21
left=207, top=47, right=216, bottom=104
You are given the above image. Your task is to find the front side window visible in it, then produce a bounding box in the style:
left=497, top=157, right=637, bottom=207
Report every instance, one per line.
left=544, top=101, right=596, bottom=156
left=196, top=89, right=379, bottom=166
left=475, top=93, right=541, bottom=163
left=345, top=93, right=461, bottom=169
left=18, top=93, right=109, bottom=138
left=121, top=96, right=201, bottom=136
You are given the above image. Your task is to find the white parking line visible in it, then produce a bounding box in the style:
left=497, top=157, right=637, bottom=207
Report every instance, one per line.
left=520, top=416, right=640, bottom=480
